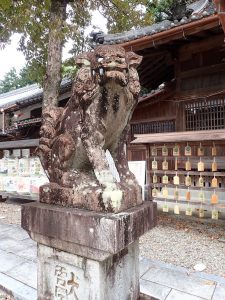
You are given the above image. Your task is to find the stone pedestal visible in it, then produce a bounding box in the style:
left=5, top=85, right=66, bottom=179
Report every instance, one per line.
left=22, top=201, right=156, bottom=300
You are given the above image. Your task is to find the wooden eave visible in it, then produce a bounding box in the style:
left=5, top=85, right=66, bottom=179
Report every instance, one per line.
left=139, top=89, right=168, bottom=104
left=121, top=15, right=220, bottom=52
left=0, top=138, right=39, bottom=149
left=132, top=129, right=225, bottom=144
left=138, top=84, right=175, bottom=107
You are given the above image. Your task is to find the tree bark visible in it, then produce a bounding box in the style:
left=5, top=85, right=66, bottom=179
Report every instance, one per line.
left=43, top=0, right=68, bottom=109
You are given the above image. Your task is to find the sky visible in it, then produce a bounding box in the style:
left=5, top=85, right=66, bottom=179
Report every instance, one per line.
left=0, top=34, right=26, bottom=80
left=0, top=10, right=107, bottom=81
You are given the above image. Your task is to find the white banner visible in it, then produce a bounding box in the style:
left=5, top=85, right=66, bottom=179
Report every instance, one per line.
left=128, top=161, right=146, bottom=200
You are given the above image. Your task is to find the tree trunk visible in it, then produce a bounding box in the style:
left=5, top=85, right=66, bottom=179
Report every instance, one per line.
left=42, top=0, right=68, bottom=109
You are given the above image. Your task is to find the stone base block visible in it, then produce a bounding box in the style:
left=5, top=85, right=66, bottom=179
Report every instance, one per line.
left=38, top=241, right=140, bottom=300
left=22, top=201, right=157, bottom=299
left=22, top=201, right=156, bottom=260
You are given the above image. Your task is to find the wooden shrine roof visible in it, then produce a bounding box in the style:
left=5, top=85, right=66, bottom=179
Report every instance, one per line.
left=101, top=0, right=216, bottom=51
left=132, top=129, right=225, bottom=144
left=96, top=0, right=224, bottom=93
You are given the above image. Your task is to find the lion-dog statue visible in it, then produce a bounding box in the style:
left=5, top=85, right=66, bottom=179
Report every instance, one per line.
left=38, top=45, right=143, bottom=213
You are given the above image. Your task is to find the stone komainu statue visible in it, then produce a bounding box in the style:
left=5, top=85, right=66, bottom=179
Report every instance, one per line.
left=38, top=45, right=143, bottom=213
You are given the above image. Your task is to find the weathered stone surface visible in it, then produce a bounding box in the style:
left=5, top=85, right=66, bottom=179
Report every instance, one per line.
left=40, top=182, right=143, bottom=214
left=22, top=201, right=156, bottom=259
left=6, top=261, right=37, bottom=289
left=0, top=272, right=37, bottom=300
left=38, top=45, right=143, bottom=213
left=142, top=266, right=216, bottom=300
left=37, top=242, right=140, bottom=300
left=139, top=294, right=159, bottom=300
left=140, top=279, right=171, bottom=300
left=212, top=284, right=225, bottom=300
left=16, top=245, right=37, bottom=262
left=165, top=290, right=206, bottom=300
left=0, top=237, right=34, bottom=253
left=0, top=249, right=26, bottom=273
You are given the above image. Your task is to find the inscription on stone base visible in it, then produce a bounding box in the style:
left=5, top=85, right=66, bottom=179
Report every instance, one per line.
left=38, top=242, right=139, bottom=300
left=54, top=265, right=79, bottom=299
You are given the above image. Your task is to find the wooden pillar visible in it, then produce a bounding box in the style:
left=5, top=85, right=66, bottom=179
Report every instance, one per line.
left=214, top=0, right=225, bottom=35
left=176, top=101, right=185, bottom=132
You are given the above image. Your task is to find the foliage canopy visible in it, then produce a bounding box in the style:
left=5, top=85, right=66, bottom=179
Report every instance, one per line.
left=0, top=0, right=152, bottom=87
left=0, top=67, right=36, bottom=94
left=147, top=0, right=195, bottom=22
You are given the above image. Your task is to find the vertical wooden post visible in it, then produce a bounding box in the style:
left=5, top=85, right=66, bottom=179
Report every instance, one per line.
left=176, top=101, right=185, bottom=132
left=214, top=0, right=225, bottom=34
left=1, top=109, right=5, bottom=134
left=146, top=144, right=150, bottom=191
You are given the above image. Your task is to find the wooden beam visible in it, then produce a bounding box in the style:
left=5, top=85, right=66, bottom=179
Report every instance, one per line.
left=143, top=67, right=173, bottom=88
left=140, top=63, right=166, bottom=85
left=179, top=34, right=224, bottom=61
left=131, top=115, right=175, bottom=124
left=0, top=139, right=39, bottom=149
left=180, top=62, right=225, bottom=79
left=139, top=50, right=169, bottom=59
left=139, top=56, right=164, bottom=76
left=132, top=129, right=225, bottom=144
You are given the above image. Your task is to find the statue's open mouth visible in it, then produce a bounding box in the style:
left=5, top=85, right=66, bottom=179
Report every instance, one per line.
left=104, top=70, right=128, bottom=86
left=95, top=62, right=128, bottom=86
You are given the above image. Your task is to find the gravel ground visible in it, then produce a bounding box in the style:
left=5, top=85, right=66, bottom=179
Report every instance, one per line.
left=0, top=200, right=225, bottom=278
left=0, top=199, right=21, bottom=225
left=140, top=212, right=225, bottom=277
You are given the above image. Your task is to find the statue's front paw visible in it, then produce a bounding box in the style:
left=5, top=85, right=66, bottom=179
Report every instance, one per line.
left=94, top=170, right=116, bottom=186
left=102, top=188, right=123, bottom=211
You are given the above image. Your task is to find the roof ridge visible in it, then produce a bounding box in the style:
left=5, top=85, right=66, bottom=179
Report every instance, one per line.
left=0, top=83, right=40, bottom=98
left=0, top=77, right=72, bottom=97
left=189, top=0, right=210, bottom=14
left=100, top=0, right=215, bottom=46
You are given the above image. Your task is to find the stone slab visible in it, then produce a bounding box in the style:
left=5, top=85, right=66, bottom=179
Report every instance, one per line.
left=0, top=272, right=37, bottom=300
left=0, top=237, right=35, bottom=253
left=0, top=249, right=27, bottom=273
left=139, top=258, right=188, bottom=278
left=142, top=267, right=216, bottom=300
left=193, top=272, right=225, bottom=286
left=139, top=257, right=153, bottom=276
left=0, top=223, right=16, bottom=232
left=22, top=201, right=156, bottom=256
left=16, top=245, right=37, bottom=262
left=140, top=279, right=171, bottom=300
left=212, top=284, right=225, bottom=300
left=6, top=260, right=37, bottom=289
left=166, top=289, right=207, bottom=300
left=0, top=229, right=29, bottom=242
left=145, top=259, right=189, bottom=274
left=2, top=227, right=30, bottom=241
left=141, top=259, right=225, bottom=285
